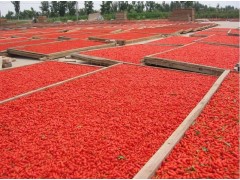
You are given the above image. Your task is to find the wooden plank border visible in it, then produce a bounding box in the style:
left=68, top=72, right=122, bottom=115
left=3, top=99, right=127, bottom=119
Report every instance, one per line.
left=190, top=34, right=209, bottom=37
left=182, top=28, right=193, bottom=34
left=69, top=36, right=214, bottom=69
left=0, top=63, right=121, bottom=105
left=143, top=56, right=225, bottom=76
left=227, top=29, right=239, bottom=37
left=124, top=34, right=165, bottom=45
left=89, top=33, right=175, bottom=46
left=133, top=69, right=230, bottom=179
left=7, top=43, right=115, bottom=60
left=47, top=43, right=115, bottom=59
left=71, top=53, right=121, bottom=66
left=228, top=32, right=239, bottom=37
left=197, top=41, right=239, bottom=48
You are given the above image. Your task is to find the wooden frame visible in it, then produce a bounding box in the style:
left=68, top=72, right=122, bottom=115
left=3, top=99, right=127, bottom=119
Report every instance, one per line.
left=7, top=43, right=115, bottom=60
left=0, top=63, right=121, bottom=105
left=182, top=28, right=193, bottom=34
left=88, top=31, right=183, bottom=46
left=190, top=34, right=208, bottom=37
left=143, top=56, right=225, bottom=76
left=197, top=41, right=239, bottom=48
left=227, top=29, right=239, bottom=37
left=71, top=53, right=120, bottom=66
left=133, top=70, right=230, bottom=179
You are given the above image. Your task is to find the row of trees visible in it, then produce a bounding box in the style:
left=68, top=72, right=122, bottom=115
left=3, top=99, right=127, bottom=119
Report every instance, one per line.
left=100, top=1, right=196, bottom=14
left=6, top=1, right=94, bottom=20
left=5, top=1, right=239, bottom=20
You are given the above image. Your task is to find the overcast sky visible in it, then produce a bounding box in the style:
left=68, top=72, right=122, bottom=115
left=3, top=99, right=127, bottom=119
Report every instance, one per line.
left=0, top=1, right=239, bottom=16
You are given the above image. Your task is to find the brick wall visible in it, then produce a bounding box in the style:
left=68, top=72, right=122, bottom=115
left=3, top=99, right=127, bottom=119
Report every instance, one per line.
left=169, top=8, right=195, bottom=21
left=37, top=16, right=47, bottom=23
left=0, top=18, right=7, bottom=25
left=115, top=12, right=128, bottom=20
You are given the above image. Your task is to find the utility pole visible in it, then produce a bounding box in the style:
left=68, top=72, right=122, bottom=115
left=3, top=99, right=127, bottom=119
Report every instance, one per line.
left=76, top=1, right=79, bottom=22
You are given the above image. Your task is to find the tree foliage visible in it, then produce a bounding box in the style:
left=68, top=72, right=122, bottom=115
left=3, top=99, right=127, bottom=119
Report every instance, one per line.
left=50, top=1, right=59, bottom=17
left=67, top=1, right=77, bottom=16
left=84, top=1, right=94, bottom=15
left=5, top=1, right=239, bottom=20
left=40, top=1, right=50, bottom=16
left=59, top=1, right=67, bottom=17
left=100, top=1, right=113, bottom=14
left=5, top=11, right=14, bottom=19
left=11, top=1, right=20, bottom=19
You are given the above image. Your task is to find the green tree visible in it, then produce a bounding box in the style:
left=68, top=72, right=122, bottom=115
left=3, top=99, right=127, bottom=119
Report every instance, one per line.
left=50, top=1, right=59, bottom=17
left=180, top=1, right=194, bottom=8
left=11, top=1, right=20, bottom=20
left=67, top=1, right=77, bottom=16
left=169, top=1, right=181, bottom=10
left=19, top=9, right=35, bottom=19
left=40, top=1, right=50, bottom=16
left=131, top=1, right=137, bottom=11
left=192, top=1, right=203, bottom=12
left=84, top=1, right=94, bottom=15
left=30, top=7, right=37, bottom=17
left=118, top=1, right=128, bottom=12
left=100, top=1, right=106, bottom=14
left=127, top=2, right=135, bottom=12
left=5, top=11, right=14, bottom=19
left=164, top=3, right=170, bottom=11
left=155, top=3, right=164, bottom=12
left=101, top=1, right=113, bottom=14
left=59, top=1, right=67, bottom=17
left=112, top=1, right=118, bottom=12
left=145, top=1, right=155, bottom=12
left=136, top=1, right=144, bottom=13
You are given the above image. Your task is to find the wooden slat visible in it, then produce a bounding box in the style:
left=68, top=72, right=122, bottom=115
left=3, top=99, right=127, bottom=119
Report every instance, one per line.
left=197, top=41, right=239, bottom=48
left=133, top=70, right=230, bottom=179
left=88, top=36, right=112, bottom=43
left=146, top=34, right=214, bottom=59
left=89, top=34, right=168, bottom=46
left=47, top=43, right=115, bottom=59
left=182, top=28, right=193, bottom=34
left=7, top=48, right=46, bottom=59
left=7, top=43, right=115, bottom=60
left=143, top=56, right=225, bottom=76
left=190, top=34, right=208, bottom=37
left=228, top=33, right=239, bottom=37
left=125, top=34, right=164, bottom=45
left=71, top=53, right=120, bottom=66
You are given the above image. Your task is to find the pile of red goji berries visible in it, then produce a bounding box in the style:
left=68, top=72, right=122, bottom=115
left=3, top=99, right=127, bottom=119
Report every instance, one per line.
left=94, top=32, right=157, bottom=40
left=154, top=43, right=239, bottom=69
left=0, top=61, right=98, bottom=100
left=81, top=44, right=175, bottom=64
left=146, top=36, right=199, bottom=46
left=194, top=30, right=229, bottom=36
left=36, top=32, right=73, bottom=39
left=0, top=39, right=56, bottom=52
left=206, top=28, right=231, bottom=32
left=0, top=37, right=27, bottom=44
left=199, top=35, right=239, bottom=46
left=154, top=72, right=239, bottom=179
left=14, top=39, right=105, bottom=54
left=0, top=64, right=216, bottom=178
left=130, top=27, right=183, bottom=34
left=229, top=28, right=240, bottom=35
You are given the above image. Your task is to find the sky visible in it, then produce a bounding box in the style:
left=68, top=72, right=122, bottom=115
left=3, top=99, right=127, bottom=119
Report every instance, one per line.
left=0, top=1, right=239, bottom=16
